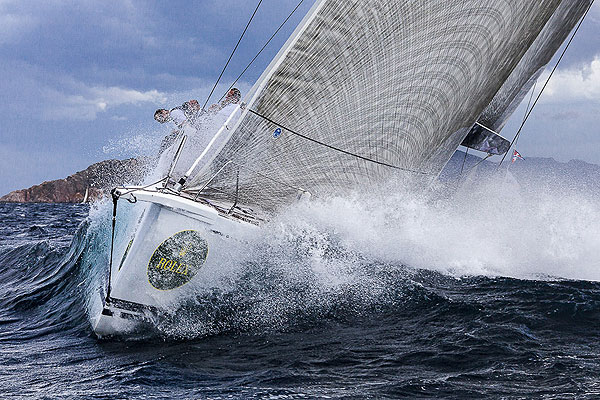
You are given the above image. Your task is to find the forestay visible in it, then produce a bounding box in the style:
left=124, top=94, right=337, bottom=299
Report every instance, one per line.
left=184, top=0, right=566, bottom=210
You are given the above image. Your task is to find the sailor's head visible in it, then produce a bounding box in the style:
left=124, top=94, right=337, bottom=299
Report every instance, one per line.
left=154, top=108, right=170, bottom=123
left=224, top=88, right=241, bottom=104
left=186, top=99, right=201, bottom=112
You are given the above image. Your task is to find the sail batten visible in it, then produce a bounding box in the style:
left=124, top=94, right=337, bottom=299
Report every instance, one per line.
left=185, top=0, right=573, bottom=210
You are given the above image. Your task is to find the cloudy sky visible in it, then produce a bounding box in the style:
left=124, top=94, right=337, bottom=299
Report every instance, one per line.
left=1, top=1, right=599, bottom=195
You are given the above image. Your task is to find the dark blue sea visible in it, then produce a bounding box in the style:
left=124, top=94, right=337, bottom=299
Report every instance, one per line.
left=2, top=180, right=600, bottom=399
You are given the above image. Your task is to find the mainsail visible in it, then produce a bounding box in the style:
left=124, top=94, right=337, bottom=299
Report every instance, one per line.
left=183, top=0, right=572, bottom=210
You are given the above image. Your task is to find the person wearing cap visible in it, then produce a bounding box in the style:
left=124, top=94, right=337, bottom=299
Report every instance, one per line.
left=154, top=106, right=189, bottom=154
left=154, top=105, right=189, bottom=128
left=154, top=108, right=170, bottom=124
left=207, top=88, right=241, bottom=113
left=182, top=99, right=202, bottom=125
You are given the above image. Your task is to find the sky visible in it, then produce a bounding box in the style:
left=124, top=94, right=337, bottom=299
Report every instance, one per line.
left=0, top=0, right=599, bottom=195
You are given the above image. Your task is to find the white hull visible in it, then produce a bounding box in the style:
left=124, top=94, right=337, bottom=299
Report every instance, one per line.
left=93, top=187, right=257, bottom=338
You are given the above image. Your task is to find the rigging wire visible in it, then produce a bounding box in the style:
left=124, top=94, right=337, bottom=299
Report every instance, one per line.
left=461, top=149, right=495, bottom=180
left=513, top=79, right=538, bottom=150
left=472, top=153, right=493, bottom=170
left=498, top=0, right=595, bottom=169
left=202, top=0, right=263, bottom=111
left=459, top=147, right=469, bottom=176
left=522, top=80, right=538, bottom=125
left=247, top=108, right=430, bottom=175
left=217, top=0, right=307, bottom=103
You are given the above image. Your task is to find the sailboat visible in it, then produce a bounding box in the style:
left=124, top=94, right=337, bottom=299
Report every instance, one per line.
left=92, top=0, right=593, bottom=337
left=81, top=188, right=89, bottom=204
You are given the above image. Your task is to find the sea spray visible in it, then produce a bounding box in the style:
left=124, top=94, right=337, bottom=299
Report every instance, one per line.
left=265, top=171, right=600, bottom=281
left=76, top=163, right=600, bottom=339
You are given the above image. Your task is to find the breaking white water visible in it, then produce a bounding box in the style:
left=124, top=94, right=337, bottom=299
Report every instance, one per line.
left=257, top=174, right=600, bottom=283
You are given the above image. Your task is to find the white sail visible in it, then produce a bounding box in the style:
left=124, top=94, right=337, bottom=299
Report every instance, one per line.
left=184, top=0, right=566, bottom=210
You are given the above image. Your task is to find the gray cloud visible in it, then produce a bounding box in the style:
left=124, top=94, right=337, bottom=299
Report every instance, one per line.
left=539, top=110, right=582, bottom=120
left=0, top=0, right=598, bottom=195
left=541, top=56, right=600, bottom=103
left=41, top=85, right=166, bottom=121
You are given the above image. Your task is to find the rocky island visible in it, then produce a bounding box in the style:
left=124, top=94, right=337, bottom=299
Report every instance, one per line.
left=0, top=158, right=148, bottom=203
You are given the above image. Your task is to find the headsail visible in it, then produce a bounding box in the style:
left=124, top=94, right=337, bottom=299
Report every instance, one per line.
left=185, top=0, right=566, bottom=210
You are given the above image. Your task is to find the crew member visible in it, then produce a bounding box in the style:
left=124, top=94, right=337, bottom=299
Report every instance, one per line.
left=207, top=88, right=241, bottom=113
left=154, top=106, right=188, bottom=154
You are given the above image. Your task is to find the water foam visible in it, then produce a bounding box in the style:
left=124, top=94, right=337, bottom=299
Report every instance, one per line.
left=257, top=172, right=600, bottom=282
left=79, top=157, right=600, bottom=339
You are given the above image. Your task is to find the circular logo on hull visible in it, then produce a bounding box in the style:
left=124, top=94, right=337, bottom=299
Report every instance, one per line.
left=147, top=230, right=208, bottom=290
